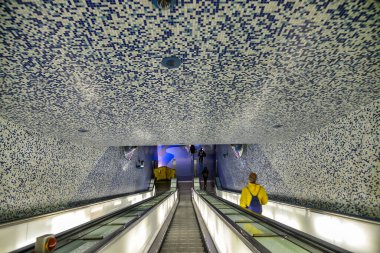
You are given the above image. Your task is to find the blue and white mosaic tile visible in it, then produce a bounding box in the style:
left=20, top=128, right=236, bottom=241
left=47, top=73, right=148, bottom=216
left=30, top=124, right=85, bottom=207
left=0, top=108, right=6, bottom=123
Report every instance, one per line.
left=73, top=146, right=154, bottom=203
left=0, top=117, right=154, bottom=223
left=217, top=100, right=380, bottom=220
left=1, top=1, right=379, bottom=145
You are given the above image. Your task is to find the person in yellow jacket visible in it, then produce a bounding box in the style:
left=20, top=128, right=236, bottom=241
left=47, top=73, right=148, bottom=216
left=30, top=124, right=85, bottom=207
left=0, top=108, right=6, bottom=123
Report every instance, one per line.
left=240, top=172, right=268, bottom=214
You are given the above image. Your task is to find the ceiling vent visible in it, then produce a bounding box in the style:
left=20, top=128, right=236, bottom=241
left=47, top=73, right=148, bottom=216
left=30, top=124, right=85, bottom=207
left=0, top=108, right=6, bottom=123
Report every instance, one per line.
left=161, top=56, right=181, bottom=69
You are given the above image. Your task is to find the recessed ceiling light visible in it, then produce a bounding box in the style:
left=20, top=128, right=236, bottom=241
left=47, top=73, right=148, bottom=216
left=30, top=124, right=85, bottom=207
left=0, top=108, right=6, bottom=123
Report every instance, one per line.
left=161, top=56, right=182, bottom=69
left=152, top=0, right=175, bottom=10
left=78, top=128, right=89, bottom=133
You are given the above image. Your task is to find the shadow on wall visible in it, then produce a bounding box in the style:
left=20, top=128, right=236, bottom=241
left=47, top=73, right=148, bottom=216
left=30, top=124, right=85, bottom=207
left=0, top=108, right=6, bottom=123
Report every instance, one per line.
left=73, top=146, right=154, bottom=206
left=216, top=144, right=289, bottom=196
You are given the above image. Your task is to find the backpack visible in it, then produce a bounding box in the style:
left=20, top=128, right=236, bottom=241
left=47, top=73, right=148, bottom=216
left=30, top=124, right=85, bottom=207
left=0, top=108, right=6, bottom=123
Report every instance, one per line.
left=247, top=186, right=262, bottom=214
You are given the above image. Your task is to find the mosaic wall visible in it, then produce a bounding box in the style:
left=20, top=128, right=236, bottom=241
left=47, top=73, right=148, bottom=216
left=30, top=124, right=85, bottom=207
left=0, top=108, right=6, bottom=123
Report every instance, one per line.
left=73, top=146, right=154, bottom=204
left=1, top=1, right=379, bottom=146
left=0, top=117, right=154, bottom=223
left=217, top=100, right=380, bottom=220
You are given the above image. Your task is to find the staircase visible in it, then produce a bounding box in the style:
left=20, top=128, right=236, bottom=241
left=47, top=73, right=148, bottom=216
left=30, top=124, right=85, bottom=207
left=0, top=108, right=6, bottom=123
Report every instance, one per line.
left=159, top=182, right=206, bottom=253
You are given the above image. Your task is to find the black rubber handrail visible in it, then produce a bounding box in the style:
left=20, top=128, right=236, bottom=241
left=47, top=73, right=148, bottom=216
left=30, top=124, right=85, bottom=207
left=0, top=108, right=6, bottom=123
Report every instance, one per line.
left=198, top=191, right=351, bottom=253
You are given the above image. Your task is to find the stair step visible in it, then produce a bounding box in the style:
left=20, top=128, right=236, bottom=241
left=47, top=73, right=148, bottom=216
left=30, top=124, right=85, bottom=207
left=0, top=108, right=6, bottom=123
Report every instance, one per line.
left=163, top=242, right=203, bottom=246
left=165, top=233, right=201, bottom=237
left=163, top=238, right=202, bottom=242
left=160, top=246, right=205, bottom=251
left=160, top=249, right=205, bottom=253
left=168, top=230, right=199, bottom=233
left=167, top=228, right=199, bottom=231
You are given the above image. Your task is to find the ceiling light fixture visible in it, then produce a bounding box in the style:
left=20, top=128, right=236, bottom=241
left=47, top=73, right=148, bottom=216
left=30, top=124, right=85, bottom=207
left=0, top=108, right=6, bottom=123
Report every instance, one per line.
left=161, top=56, right=182, bottom=69
left=152, top=0, right=175, bottom=10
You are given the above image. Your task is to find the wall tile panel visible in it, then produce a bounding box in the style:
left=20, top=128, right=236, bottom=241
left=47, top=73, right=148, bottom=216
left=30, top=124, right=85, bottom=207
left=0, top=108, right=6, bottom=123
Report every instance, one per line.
left=217, top=100, right=379, bottom=219
left=0, top=117, right=154, bottom=223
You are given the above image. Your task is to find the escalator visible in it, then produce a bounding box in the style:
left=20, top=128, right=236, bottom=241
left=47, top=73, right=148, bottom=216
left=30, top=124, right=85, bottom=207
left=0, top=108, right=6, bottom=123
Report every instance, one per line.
left=13, top=191, right=176, bottom=253
left=12, top=179, right=352, bottom=253
left=159, top=182, right=206, bottom=253
left=193, top=189, right=351, bottom=253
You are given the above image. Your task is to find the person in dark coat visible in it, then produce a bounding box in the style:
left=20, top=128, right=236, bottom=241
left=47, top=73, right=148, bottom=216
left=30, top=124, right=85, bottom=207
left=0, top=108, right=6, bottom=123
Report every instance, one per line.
left=190, top=145, right=196, bottom=160
left=202, top=167, right=209, bottom=190
left=198, top=147, right=206, bottom=164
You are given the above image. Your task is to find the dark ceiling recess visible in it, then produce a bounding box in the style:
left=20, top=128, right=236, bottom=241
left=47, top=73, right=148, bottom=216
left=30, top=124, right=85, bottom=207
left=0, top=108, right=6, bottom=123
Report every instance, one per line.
left=161, top=56, right=182, bottom=69
left=273, top=124, right=283, bottom=128
left=152, top=0, right=175, bottom=10
left=78, top=128, right=89, bottom=133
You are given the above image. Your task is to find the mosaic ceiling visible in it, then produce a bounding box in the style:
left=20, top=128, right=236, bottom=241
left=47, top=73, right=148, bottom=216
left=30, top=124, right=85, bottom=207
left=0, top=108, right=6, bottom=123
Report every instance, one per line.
left=1, top=0, right=379, bottom=146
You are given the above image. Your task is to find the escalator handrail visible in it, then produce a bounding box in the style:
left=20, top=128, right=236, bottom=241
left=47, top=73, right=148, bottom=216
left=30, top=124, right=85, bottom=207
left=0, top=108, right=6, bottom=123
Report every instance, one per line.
left=199, top=191, right=351, bottom=253
left=85, top=189, right=178, bottom=253
left=193, top=190, right=270, bottom=253
left=13, top=191, right=173, bottom=253
left=1, top=185, right=155, bottom=228
left=215, top=181, right=380, bottom=224
left=192, top=195, right=220, bottom=253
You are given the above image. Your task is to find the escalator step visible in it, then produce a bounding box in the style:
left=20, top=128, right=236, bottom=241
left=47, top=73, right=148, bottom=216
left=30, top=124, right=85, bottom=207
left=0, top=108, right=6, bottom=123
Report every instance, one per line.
left=161, top=242, right=204, bottom=245
left=163, top=239, right=202, bottom=243
left=160, top=246, right=206, bottom=252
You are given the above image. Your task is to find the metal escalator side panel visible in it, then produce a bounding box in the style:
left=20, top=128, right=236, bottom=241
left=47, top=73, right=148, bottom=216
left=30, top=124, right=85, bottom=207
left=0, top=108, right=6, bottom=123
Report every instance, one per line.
left=158, top=181, right=207, bottom=253
left=193, top=189, right=265, bottom=253
left=197, top=191, right=351, bottom=253
left=95, top=191, right=178, bottom=253
left=192, top=195, right=218, bottom=253
left=147, top=194, right=179, bottom=253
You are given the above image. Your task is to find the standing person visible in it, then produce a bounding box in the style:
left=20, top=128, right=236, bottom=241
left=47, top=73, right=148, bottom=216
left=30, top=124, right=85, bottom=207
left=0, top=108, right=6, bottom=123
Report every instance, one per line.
left=190, top=145, right=196, bottom=160
left=198, top=147, right=206, bottom=164
left=202, top=167, right=209, bottom=190
left=240, top=172, right=268, bottom=214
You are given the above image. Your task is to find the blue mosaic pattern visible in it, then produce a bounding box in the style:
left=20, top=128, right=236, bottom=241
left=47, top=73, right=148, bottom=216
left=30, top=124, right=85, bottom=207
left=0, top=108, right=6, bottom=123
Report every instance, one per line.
left=0, top=117, right=154, bottom=223
left=1, top=1, right=379, bottom=145
left=217, top=144, right=288, bottom=194
left=217, top=100, right=380, bottom=220
left=73, top=146, right=154, bottom=203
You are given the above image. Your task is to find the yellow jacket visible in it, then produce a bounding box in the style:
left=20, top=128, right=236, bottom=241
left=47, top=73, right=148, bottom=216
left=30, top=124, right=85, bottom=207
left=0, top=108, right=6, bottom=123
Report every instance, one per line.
left=240, top=183, right=268, bottom=209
